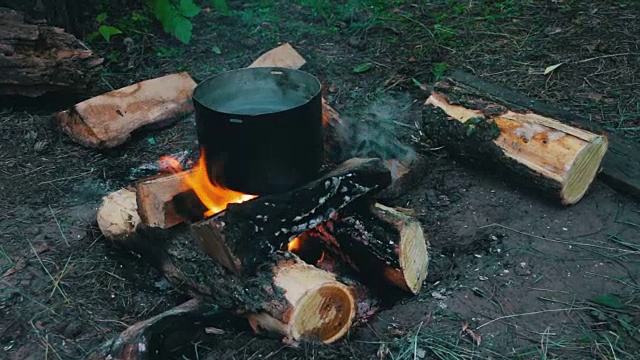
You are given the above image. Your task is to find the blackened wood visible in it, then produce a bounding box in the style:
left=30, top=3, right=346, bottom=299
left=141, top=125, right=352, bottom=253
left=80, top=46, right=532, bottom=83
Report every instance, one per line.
left=322, top=99, right=426, bottom=201
left=313, top=201, right=429, bottom=294
left=105, top=223, right=357, bottom=344
left=444, top=70, right=640, bottom=201
left=0, top=7, right=103, bottom=97
left=111, top=224, right=277, bottom=311
left=191, top=158, right=392, bottom=276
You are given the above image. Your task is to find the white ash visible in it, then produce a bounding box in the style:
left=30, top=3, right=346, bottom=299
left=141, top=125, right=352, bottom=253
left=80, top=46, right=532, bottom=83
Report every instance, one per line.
left=292, top=177, right=342, bottom=222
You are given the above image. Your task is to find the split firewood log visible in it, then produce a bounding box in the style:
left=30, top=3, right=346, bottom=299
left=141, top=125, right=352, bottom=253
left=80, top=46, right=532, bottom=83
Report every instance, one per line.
left=96, top=189, right=357, bottom=346
left=423, top=74, right=609, bottom=205
left=191, top=158, right=392, bottom=276
left=56, top=72, right=197, bottom=149
left=134, top=170, right=193, bottom=229
left=0, top=7, right=103, bottom=97
left=313, top=202, right=429, bottom=294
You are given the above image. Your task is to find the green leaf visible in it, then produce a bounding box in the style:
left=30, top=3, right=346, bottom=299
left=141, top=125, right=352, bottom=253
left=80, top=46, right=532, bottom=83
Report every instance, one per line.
left=211, top=45, right=222, bottom=54
left=160, top=11, right=180, bottom=33
left=178, top=0, right=201, bottom=17
left=591, top=294, right=624, bottom=309
left=353, top=63, right=373, bottom=73
left=86, top=31, right=99, bottom=43
left=210, top=0, right=230, bottom=14
left=432, top=62, right=448, bottom=80
left=96, top=12, right=108, bottom=22
left=148, top=137, right=156, bottom=145
left=98, top=25, right=123, bottom=42
left=173, top=16, right=193, bottom=44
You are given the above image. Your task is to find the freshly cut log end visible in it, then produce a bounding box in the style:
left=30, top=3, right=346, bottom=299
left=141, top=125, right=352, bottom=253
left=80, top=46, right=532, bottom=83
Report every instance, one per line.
left=289, top=283, right=354, bottom=343
left=562, top=136, right=608, bottom=205
left=424, top=91, right=608, bottom=205
left=247, top=258, right=355, bottom=344
left=380, top=204, right=429, bottom=294
left=97, top=188, right=141, bottom=240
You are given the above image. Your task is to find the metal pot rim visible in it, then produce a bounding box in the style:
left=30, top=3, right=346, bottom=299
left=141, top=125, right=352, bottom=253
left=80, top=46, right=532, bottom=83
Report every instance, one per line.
left=192, top=66, right=323, bottom=117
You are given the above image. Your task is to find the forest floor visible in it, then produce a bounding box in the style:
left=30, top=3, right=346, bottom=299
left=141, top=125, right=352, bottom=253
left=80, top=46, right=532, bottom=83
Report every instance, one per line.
left=1, top=1, right=639, bottom=359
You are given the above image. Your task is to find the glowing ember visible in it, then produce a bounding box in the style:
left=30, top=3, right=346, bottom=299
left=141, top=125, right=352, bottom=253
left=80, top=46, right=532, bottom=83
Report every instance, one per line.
left=161, top=150, right=256, bottom=217
left=288, top=236, right=302, bottom=252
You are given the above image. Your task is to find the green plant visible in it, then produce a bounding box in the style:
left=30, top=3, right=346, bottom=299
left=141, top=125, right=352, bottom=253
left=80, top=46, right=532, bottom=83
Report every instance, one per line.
left=431, top=62, right=448, bottom=80
left=145, top=0, right=229, bottom=44
left=87, top=12, right=123, bottom=42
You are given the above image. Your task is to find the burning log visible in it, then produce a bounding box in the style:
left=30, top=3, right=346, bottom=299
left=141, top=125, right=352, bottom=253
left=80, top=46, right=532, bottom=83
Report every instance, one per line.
left=56, top=72, right=197, bottom=149
left=135, top=170, right=193, bottom=229
left=321, top=89, right=426, bottom=201
left=0, top=7, right=103, bottom=97
left=96, top=190, right=357, bottom=346
left=191, top=158, right=392, bottom=276
left=314, top=202, right=429, bottom=294
left=423, top=75, right=609, bottom=205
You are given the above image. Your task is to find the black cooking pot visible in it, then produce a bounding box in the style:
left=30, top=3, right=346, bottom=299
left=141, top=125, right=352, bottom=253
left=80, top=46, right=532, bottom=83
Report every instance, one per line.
left=192, top=67, right=324, bottom=195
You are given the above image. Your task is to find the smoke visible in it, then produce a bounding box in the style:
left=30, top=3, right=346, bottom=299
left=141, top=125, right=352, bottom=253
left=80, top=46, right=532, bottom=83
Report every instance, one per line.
left=334, top=93, right=417, bottom=165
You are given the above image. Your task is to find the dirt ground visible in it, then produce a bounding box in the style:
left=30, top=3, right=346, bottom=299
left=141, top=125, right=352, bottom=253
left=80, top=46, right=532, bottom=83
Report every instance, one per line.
left=1, top=1, right=639, bottom=359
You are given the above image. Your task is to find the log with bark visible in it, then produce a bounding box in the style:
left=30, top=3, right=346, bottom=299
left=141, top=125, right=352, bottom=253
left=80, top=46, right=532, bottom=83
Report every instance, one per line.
left=0, top=7, right=103, bottom=97
left=96, top=188, right=358, bottom=347
left=312, top=202, right=429, bottom=294
left=426, top=70, right=640, bottom=202
left=191, top=158, right=392, bottom=276
left=423, top=74, right=609, bottom=205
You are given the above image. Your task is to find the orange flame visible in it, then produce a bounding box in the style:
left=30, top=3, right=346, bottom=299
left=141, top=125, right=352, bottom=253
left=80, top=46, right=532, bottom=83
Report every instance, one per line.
left=287, top=236, right=302, bottom=252
left=161, top=151, right=256, bottom=217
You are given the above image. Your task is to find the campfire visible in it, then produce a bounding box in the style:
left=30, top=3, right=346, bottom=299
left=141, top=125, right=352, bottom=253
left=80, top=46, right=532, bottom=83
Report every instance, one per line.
left=87, top=43, right=612, bottom=360
left=162, top=150, right=256, bottom=217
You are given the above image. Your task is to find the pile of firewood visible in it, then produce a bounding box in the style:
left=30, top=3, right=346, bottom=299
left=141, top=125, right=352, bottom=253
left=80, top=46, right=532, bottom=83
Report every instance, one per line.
left=15, top=37, right=634, bottom=360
